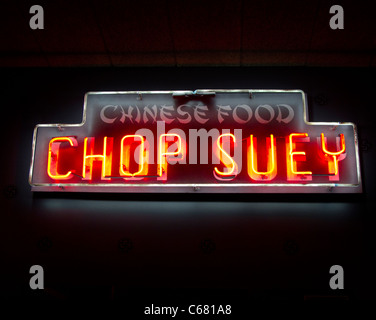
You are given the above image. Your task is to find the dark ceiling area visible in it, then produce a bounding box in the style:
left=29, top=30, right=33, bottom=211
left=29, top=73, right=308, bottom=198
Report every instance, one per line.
left=1, top=0, right=375, bottom=67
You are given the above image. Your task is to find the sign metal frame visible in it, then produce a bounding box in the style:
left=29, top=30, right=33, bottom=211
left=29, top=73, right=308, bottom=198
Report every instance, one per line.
left=29, top=89, right=362, bottom=193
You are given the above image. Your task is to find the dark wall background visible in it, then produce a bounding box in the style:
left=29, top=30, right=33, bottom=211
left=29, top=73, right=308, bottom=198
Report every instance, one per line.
left=1, top=66, right=375, bottom=304
left=1, top=0, right=375, bottom=309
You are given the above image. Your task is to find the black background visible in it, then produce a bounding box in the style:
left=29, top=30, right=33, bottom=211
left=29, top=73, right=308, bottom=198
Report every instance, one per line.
left=1, top=0, right=375, bottom=311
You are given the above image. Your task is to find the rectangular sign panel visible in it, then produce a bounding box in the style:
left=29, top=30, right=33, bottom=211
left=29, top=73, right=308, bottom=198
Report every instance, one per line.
left=29, top=90, right=362, bottom=193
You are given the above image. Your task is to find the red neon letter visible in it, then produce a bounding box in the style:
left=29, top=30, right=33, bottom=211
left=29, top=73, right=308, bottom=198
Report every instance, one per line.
left=287, top=133, right=312, bottom=181
left=320, top=133, right=346, bottom=179
left=82, top=137, right=113, bottom=180
left=248, top=134, right=277, bottom=181
left=214, top=133, right=237, bottom=177
left=120, top=135, right=148, bottom=177
left=47, top=137, right=78, bottom=180
left=158, top=134, right=182, bottom=180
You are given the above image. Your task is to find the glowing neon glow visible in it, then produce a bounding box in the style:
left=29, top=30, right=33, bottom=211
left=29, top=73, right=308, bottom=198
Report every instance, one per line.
left=248, top=134, right=277, bottom=180
left=120, top=135, right=148, bottom=177
left=30, top=90, right=362, bottom=194
left=158, top=134, right=182, bottom=178
left=287, top=133, right=312, bottom=180
left=47, top=137, right=78, bottom=179
left=82, top=137, right=113, bottom=180
left=321, top=133, right=346, bottom=176
left=214, top=133, right=237, bottom=176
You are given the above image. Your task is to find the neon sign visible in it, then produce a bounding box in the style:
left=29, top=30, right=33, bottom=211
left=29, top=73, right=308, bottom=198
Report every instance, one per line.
left=29, top=90, right=361, bottom=193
